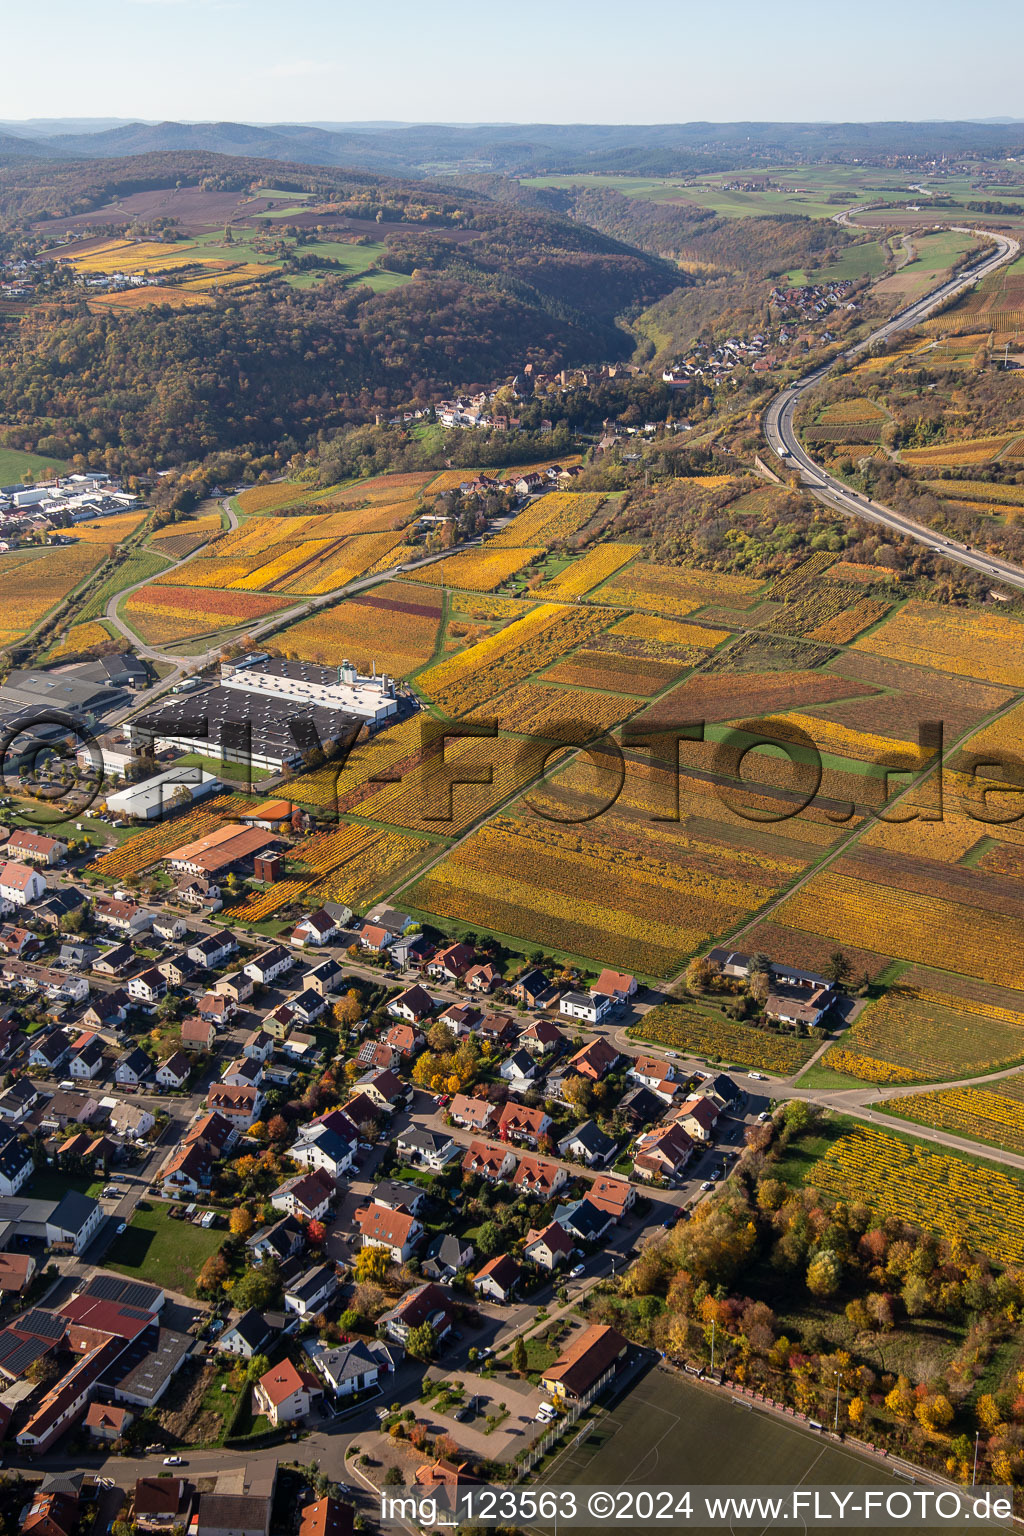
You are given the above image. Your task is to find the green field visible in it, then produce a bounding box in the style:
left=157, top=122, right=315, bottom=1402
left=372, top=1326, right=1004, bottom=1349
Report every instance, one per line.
left=105, top=1201, right=221, bottom=1297
left=784, top=239, right=890, bottom=287
left=0, top=445, right=68, bottom=484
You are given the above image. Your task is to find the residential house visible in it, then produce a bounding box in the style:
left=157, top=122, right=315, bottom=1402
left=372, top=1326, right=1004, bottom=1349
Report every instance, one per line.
left=94, top=896, right=151, bottom=935
left=461, top=1140, right=517, bottom=1182
left=356, top=1038, right=400, bottom=1073
left=438, top=1002, right=481, bottom=1037
left=510, top=968, right=551, bottom=1008
left=588, top=1174, right=636, bottom=1222
left=0, top=1077, right=39, bottom=1123
left=289, top=1121, right=356, bottom=1181
left=500, top=1048, right=536, bottom=1085
left=557, top=1119, right=616, bottom=1167
left=386, top=985, right=435, bottom=1026
left=109, top=1102, right=155, bottom=1140
left=305, top=958, right=344, bottom=997
left=173, top=874, right=222, bottom=911
left=521, top=1018, right=565, bottom=1056
left=560, top=991, right=613, bottom=1026
left=7, top=829, right=66, bottom=866
left=425, top=942, right=475, bottom=983
left=0, top=860, right=47, bottom=906
left=284, top=1264, right=339, bottom=1319
left=247, top=1214, right=305, bottom=1268
left=206, top=1083, right=262, bottom=1128
left=513, top=1154, right=567, bottom=1199
left=287, top=991, right=327, bottom=1027
left=524, top=1221, right=574, bottom=1271
left=133, top=1476, right=189, bottom=1530
left=554, top=1196, right=613, bottom=1246
left=195, top=1491, right=273, bottom=1536
left=155, top=1051, right=190, bottom=1089
left=298, top=1498, right=354, bottom=1536
left=69, top=1033, right=105, bottom=1080
left=473, top=1253, right=519, bottom=1303
left=540, top=1323, right=628, bottom=1403
left=304, top=1337, right=379, bottom=1399
left=354, top=1068, right=404, bottom=1111
left=0, top=1250, right=35, bottom=1295
left=197, top=991, right=235, bottom=1026
left=290, top=909, right=344, bottom=948
left=477, top=1011, right=517, bottom=1046
left=29, top=1029, right=71, bottom=1073
left=390, top=932, right=431, bottom=970
left=593, top=969, right=638, bottom=1006
left=0, top=924, right=41, bottom=957
left=0, top=1130, right=33, bottom=1197
left=181, top=1016, right=215, bottom=1051
left=243, top=1029, right=275, bottom=1063
left=354, top=1201, right=423, bottom=1263
left=253, top=1357, right=320, bottom=1425
left=357, top=924, right=393, bottom=955
left=567, top=1036, right=619, bottom=1081
left=221, top=1057, right=264, bottom=1090
left=187, top=932, right=237, bottom=970
left=632, top=1121, right=693, bottom=1182
left=157, top=953, right=199, bottom=989
left=396, top=1126, right=457, bottom=1170
left=159, top=1142, right=213, bottom=1198
left=244, top=945, right=294, bottom=988
left=22, top=1490, right=81, bottom=1536
left=668, top=1096, right=720, bottom=1143
left=379, top=1281, right=455, bottom=1347
left=766, top=982, right=833, bottom=1028
left=497, top=1101, right=551, bottom=1148
left=449, top=1093, right=497, bottom=1134
left=85, top=1401, right=134, bottom=1442
left=39, top=1087, right=97, bottom=1130
left=218, top=1308, right=273, bottom=1360
left=92, top=942, right=135, bottom=977
left=115, top=1046, right=152, bottom=1086
left=152, top=915, right=188, bottom=943
left=213, top=970, right=253, bottom=1003
left=464, top=962, right=500, bottom=994
left=423, top=1232, right=474, bottom=1282
left=271, top=1169, right=335, bottom=1222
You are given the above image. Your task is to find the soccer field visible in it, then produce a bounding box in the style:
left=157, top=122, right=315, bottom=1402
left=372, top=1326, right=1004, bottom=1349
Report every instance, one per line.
left=542, top=1367, right=1005, bottom=1534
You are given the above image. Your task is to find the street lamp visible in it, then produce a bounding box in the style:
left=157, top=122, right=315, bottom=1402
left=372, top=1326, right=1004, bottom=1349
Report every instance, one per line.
left=833, top=1370, right=842, bottom=1433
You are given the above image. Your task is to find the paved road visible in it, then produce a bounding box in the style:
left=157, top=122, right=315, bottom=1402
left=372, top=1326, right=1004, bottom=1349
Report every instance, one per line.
left=764, top=226, right=1024, bottom=587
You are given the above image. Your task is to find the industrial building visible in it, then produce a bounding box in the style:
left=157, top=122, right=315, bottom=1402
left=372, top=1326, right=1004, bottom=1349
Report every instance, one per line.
left=105, top=765, right=222, bottom=822
left=127, top=657, right=400, bottom=772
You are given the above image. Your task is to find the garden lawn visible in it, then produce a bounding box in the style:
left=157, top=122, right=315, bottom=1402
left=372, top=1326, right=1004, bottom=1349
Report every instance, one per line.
left=105, top=1202, right=221, bottom=1297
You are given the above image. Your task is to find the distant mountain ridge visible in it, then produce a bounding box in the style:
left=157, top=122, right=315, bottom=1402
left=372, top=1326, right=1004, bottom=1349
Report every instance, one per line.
left=2, top=118, right=1024, bottom=177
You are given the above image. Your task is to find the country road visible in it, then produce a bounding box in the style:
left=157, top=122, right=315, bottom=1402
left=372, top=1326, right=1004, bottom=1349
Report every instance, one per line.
left=764, top=225, right=1024, bottom=587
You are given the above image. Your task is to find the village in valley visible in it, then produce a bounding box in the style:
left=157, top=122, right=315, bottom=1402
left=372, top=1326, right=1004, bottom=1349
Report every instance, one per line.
left=0, top=695, right=815, bottom=1534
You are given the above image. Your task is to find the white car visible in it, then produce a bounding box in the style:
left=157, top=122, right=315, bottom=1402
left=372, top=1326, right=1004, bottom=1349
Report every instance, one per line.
left=116, top=1221, right=127, bottom=1233
left=758, top=1111, right=772, bottom=1123
left=700, top=1181, right=714, bottom=1192
left=570, top=1263, right=585, bottom=1278
left=748, top=1071, right=767, bottom=1080
left=163, top=1456, right=182, bottom=1466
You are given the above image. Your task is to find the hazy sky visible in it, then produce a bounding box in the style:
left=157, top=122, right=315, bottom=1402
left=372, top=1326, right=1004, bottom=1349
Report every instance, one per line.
left=3, top=0, right=1022, bottom=125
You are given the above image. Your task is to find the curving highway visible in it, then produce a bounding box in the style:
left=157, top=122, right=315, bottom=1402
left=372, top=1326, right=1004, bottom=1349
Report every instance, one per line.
left=764, top=227, right=1024, bottom=590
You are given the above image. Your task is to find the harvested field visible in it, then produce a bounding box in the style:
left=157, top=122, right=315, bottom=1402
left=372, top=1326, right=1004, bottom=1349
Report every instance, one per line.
left=850, top=600, right=1024, bottom=686
left=738, top=919, right=892, bottom=981
left=123, top=583, right=291, bottom=643
left=634, top=670, right=878, bottom=726
left=275, top=582, right=443, bottom=676
left=597, top=560, right=762, bottom=616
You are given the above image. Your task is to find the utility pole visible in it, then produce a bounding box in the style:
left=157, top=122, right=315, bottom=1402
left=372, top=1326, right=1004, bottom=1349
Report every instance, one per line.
left=833, top=1371, right=842, bottom=1433
left=710, top=1318, right=716, bottom=1375
left=973, top=1430, right=980, bottom=1487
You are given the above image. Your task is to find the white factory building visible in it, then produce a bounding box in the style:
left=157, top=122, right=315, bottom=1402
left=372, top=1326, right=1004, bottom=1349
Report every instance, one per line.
left=221, top=655, right=399, bottom=726
left=105, top=765, right=223, bottom=822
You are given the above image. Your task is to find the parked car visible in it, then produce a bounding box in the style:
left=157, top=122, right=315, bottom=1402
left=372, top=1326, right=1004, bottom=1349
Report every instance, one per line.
left=570, top=1263, right=585, bottom=1278
left=700, top=1181, right=714, bottom=1192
